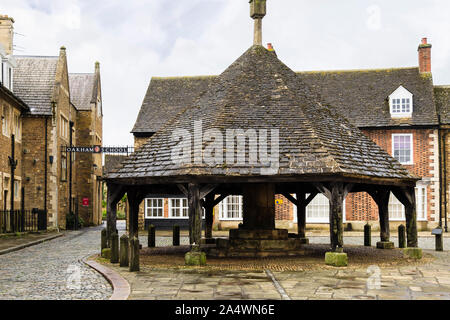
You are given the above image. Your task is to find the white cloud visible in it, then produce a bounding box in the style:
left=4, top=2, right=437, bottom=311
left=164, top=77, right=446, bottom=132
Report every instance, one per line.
left=0, top=0, right=449, bottom=147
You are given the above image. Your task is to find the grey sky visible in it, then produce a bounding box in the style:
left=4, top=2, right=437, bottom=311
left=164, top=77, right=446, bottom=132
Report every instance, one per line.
left=1, top=0, right=449, bottom=147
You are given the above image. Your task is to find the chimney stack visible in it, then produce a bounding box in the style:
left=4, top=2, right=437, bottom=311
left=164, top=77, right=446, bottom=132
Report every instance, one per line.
left=418, top=37, right=432, bottom=73
left=267, top=43, right=277, bottom=57
left=0, top=15, right=15, bottom=56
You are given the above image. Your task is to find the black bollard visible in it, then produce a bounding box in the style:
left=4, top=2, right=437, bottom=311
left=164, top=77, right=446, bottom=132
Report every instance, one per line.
left=101, top=228, right=107, bottom=252
left=398, top=225, right=406, bottom=248
left=364, top=223, right=371, bottom=247
left=432, top=227, right=443, bottom=252
left=120, top=234, right=129, bottom=267
left=148, top=224, right=156, bottom=248
left=110, top=232, right=119, bottom=264
left=173, top=225, right=180, bottom=246
left=129, top=236, right=140, bottom=272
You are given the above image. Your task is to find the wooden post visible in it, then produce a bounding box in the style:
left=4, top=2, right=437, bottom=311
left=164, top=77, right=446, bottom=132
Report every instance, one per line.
left=204, top=193, right=215, bottom=239
left=242, top=183, right=275, bottom=230
left=392, top=187, right=418, bottom=248
left=173, top=225, right=180, bottom=246
left=296, top=191, right=306, bottom=239
left=398, top=225, right=406, bottom=248
left=315, top=183, right=352, bottom=253
left=127, top=188, right=143, bottom=272
left=101, top=228, right=107, bottom=252
left=148, top=224, right=155, bottom=248
left=364, top=223, right=371, bottom=246
left=188, top=183, right=202, bottom=245
left=106, top=184, right=123, bottom=247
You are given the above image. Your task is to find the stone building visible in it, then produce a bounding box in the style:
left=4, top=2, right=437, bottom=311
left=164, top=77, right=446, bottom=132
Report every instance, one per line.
left=128, top=37, right=449, bottom=232
left=69, top=63, right=103, bottom=226
left=0, top=29, right=29, bottom=212
left=0, top=13, right=104, bottom=229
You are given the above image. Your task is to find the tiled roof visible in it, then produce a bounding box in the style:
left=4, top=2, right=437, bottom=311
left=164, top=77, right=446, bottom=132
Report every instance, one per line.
left=108, top=45, right=415, bottom=183
left=297, top=68, right=438, bottom=127
left=13, top=56, right=58, bottom=116
left=104, top=155, right=128, bottom=176
left=435, top=86, right=450, bottom=124
left=132, top=76, right=215, bottom=133
left=69, top=73, right=96, bottom=111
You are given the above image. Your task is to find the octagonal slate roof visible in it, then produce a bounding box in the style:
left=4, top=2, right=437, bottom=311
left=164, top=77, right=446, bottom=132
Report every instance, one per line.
left=107, top=45, right=416, bottom=183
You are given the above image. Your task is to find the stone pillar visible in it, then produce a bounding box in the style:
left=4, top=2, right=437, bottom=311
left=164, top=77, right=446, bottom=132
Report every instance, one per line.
left=254, top=18, right=262, bottom=45
left=242, top=183, right=275, bottom=230
left=188, top=184, right=202, bottom=245
left=129, top=236, right=140, bottom=272
left=120, top=234, right=129, bottom=267
left=110, top=232, right=119, bottom=264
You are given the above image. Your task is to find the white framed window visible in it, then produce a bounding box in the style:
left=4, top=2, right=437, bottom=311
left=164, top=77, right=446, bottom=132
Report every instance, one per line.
left=145, top=198, right=164, bottom=219
left=13, top=112, right=20, bottom=140
left=169, top=198, right=189, bottom=219
left=60, top=114, right=69, bottom=139
left=306, top=194, right=330, bottom=223
left=293, top=193, right=346, bottom=224
left=14, top=179, right=20, bottom=201
left=219, top=196, right=243, bottom=220
left=2, top=105, right=10, bottom=136
left=388, top=186, right=427, bottom=221
left=392, top=134, right=413, bottom=165
left=389, top=85, right=413, bottom=118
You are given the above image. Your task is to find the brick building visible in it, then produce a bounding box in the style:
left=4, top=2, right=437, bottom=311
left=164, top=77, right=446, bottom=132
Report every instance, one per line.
left=0, top=26, right=29, bottom=213
left=125, top=37, right=449, bottom=232
left=0, top=14, right=104, bottom=230
left=69, top=64, right=103, bottom=226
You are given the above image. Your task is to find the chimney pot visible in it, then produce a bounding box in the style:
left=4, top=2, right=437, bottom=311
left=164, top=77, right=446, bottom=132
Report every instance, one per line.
left=418, top=37, right=432, bottom=73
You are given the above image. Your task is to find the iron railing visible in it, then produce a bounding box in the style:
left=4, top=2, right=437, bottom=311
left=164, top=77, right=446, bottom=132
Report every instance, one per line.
left=0, top=209, right=47, bottom=233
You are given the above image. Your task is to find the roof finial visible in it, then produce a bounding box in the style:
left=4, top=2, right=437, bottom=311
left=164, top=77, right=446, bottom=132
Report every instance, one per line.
left=250, top=0, right=266, bottom=46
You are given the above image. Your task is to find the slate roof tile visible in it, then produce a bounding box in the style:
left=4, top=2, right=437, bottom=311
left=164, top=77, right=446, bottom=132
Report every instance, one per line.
left=107, top=46, right=415, bottom=182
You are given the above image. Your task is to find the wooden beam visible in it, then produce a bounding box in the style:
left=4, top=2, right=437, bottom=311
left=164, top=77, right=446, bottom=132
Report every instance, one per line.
left=188, top=183, right=202, bottom=245
left=282, top=193, right=299, bottom=206
left=177, top=184, right=188, bottom=197
left=199, top=184, right=218, bottom=199
left=212, top=194, right=229, bottom=207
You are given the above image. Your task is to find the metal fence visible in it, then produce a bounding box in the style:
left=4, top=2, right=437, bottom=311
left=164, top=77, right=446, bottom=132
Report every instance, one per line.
left=0, top=209, right=47, bottom=233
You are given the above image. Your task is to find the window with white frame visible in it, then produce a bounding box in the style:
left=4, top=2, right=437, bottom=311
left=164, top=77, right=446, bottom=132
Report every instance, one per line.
left=145, top=198, right=164, bottom=218
left=306, top=193, right=330, bottom=223
left=389, top=86, right=413, bottom=118
left=388, top=186, right=427, bottom=221
left=14, top=179, right=20, bottom=200
left=2, top=105, right=9, bottom=136
left=60, top=115, right=69, bottom=139
left=392, top=134, right=413, bottom=165
left=219, top=196, right=243, bottom=220
left=169, top=198, right=189, bottom=218
left=13, top=112, right=20, bottom=140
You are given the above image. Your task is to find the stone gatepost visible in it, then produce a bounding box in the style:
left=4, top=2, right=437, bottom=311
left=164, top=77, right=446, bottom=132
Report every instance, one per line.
left=120, top=234, right=129, bottom=267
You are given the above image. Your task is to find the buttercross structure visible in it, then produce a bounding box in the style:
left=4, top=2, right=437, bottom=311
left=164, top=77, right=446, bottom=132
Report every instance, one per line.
left=0, top=14, right=103, bottom=229
left=129, top=25, right=450, bottom=235
left=105, top=1, right=422, bottom=269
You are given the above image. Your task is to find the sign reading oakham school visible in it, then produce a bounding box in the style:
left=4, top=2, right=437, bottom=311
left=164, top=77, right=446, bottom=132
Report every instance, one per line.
left=66, top=146, right=129, bottom=153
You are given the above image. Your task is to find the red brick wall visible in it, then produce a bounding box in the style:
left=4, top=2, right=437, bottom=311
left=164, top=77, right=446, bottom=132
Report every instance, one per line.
left=346, top=128, right=437, bottom=222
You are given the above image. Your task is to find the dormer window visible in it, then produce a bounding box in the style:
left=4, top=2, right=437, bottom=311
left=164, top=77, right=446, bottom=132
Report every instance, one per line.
left=389, top=85, right=413, bottom=118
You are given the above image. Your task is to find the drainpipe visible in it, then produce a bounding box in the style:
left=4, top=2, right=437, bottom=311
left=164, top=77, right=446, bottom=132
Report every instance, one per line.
left=44, top=117, right=48, bottom=214
left=9, top=134, right=17, bottom=230
left=444, top=130, right=448, bottom=232
left=438, top=117, right=443, bottom=228
left=69, top=121, right=74, bottom=229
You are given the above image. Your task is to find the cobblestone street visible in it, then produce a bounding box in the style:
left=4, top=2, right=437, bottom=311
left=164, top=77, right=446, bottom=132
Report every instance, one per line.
left=0, top=224, right=112, bottom=300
